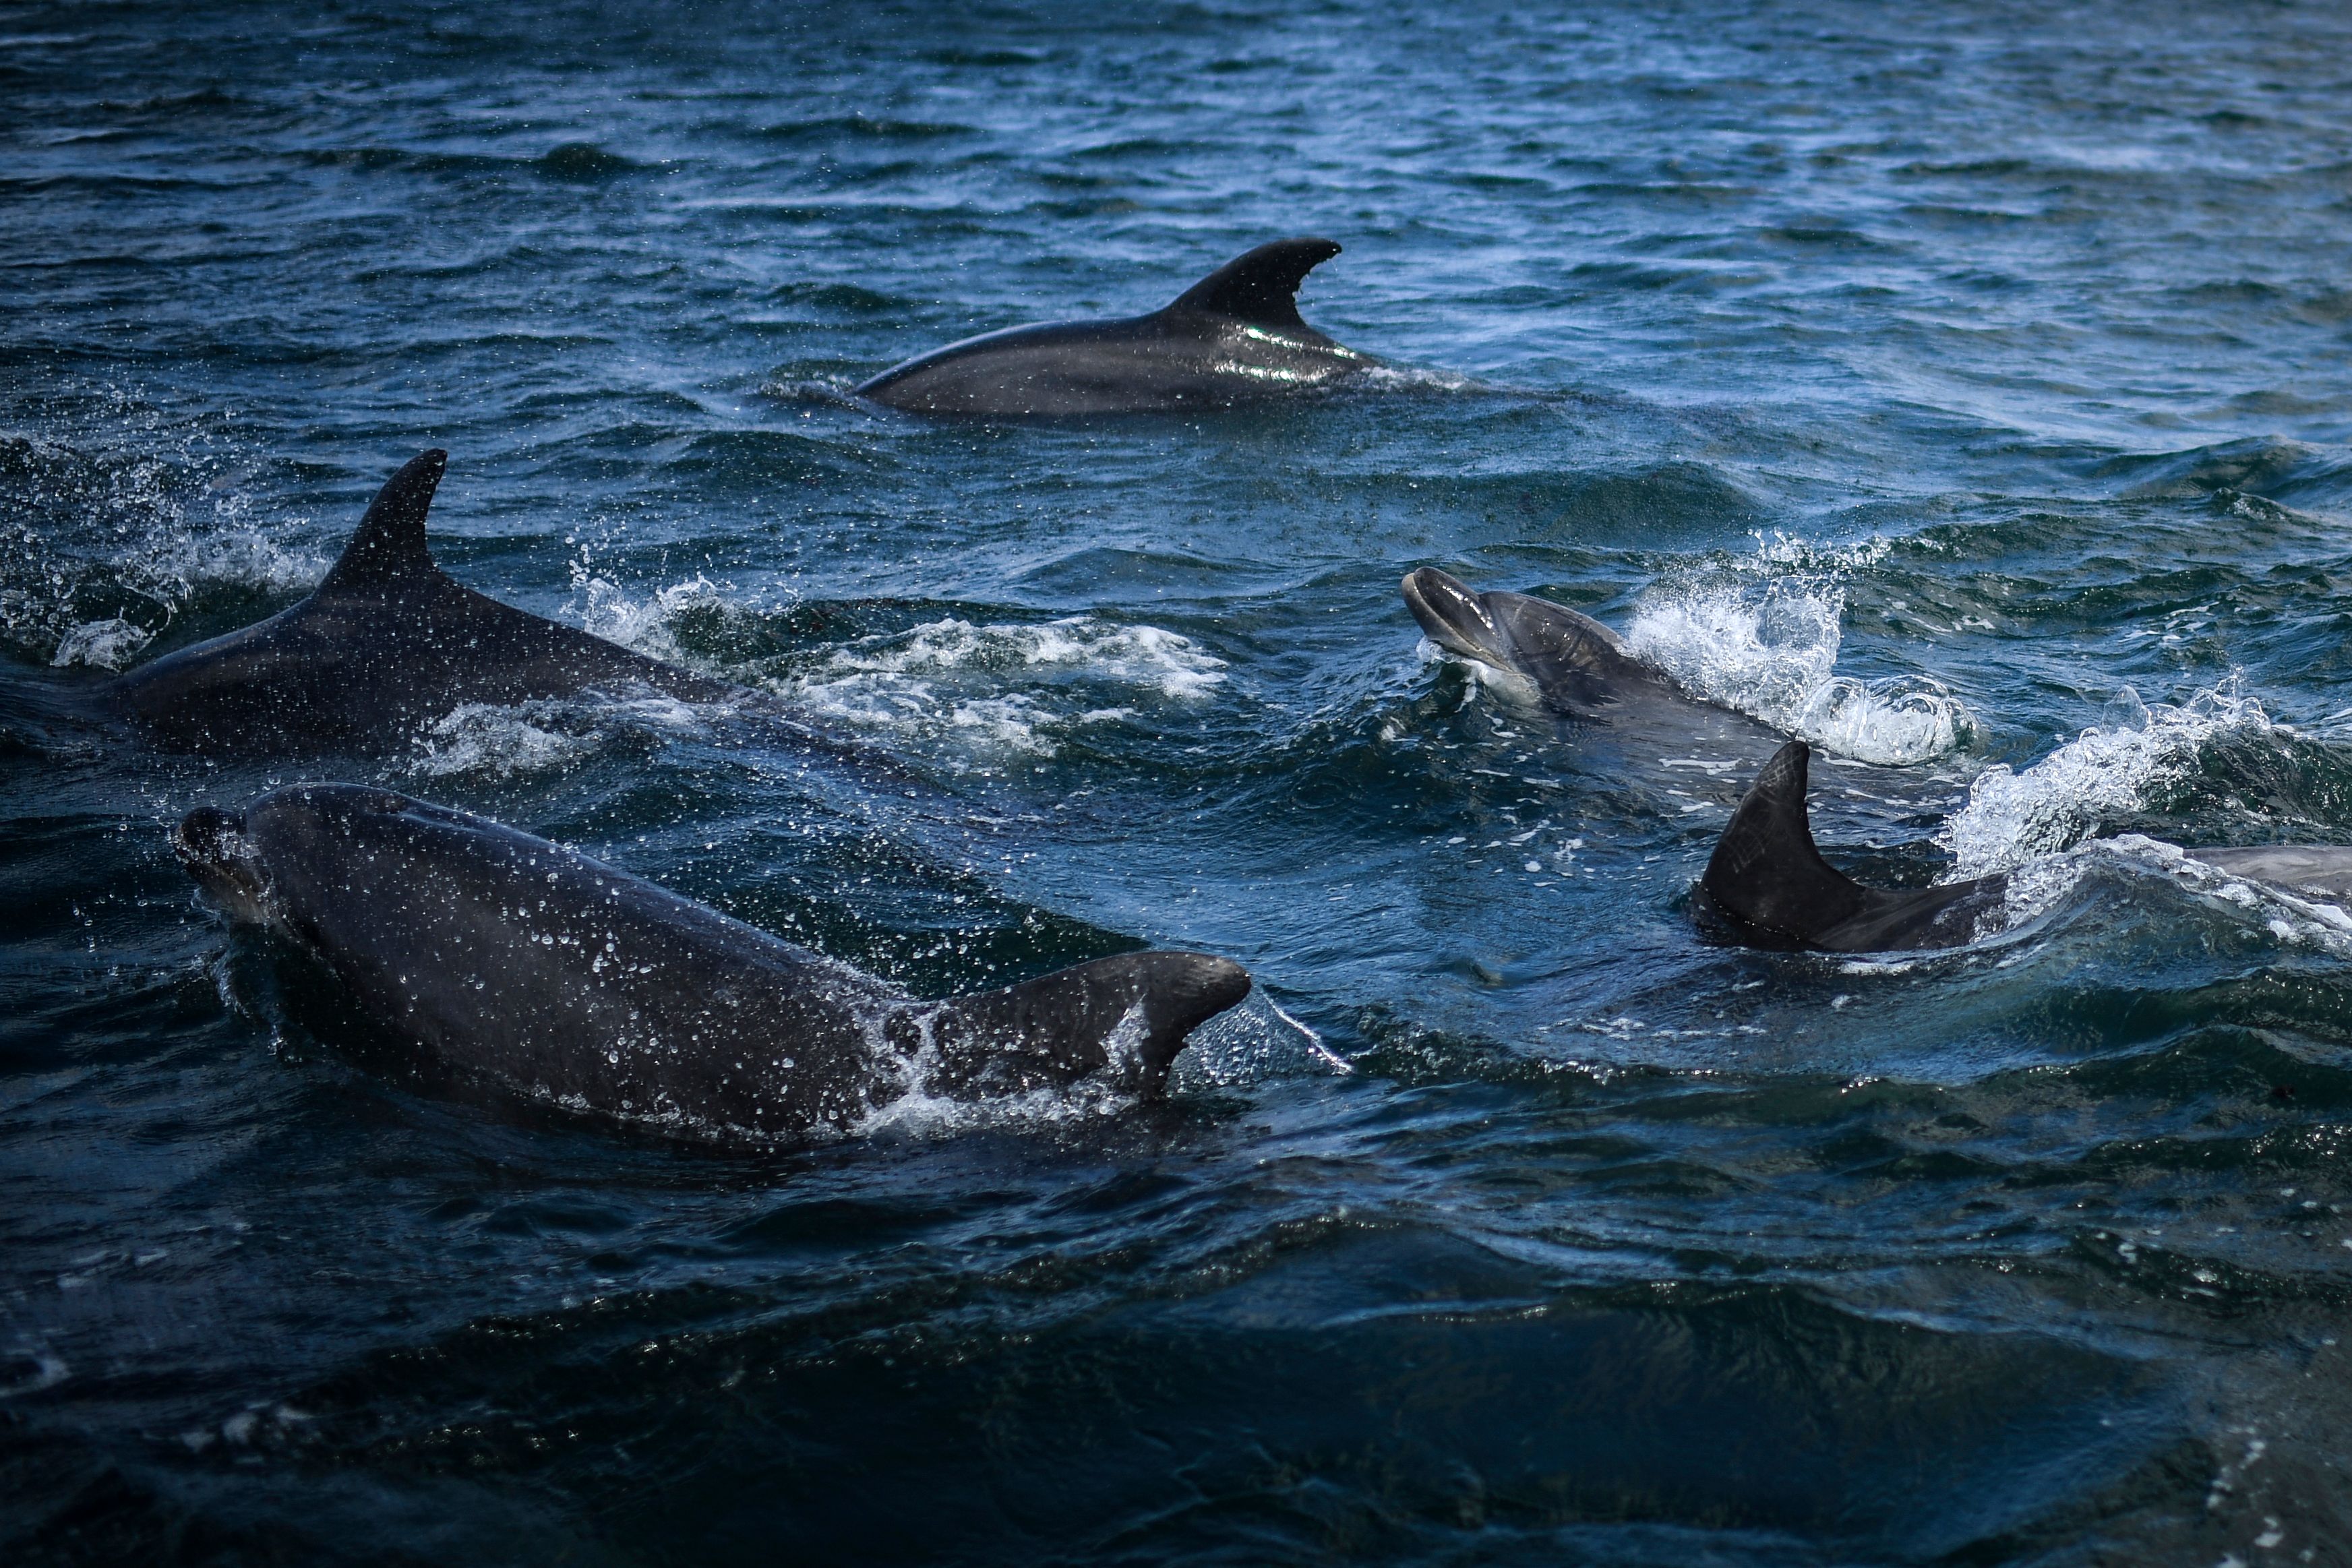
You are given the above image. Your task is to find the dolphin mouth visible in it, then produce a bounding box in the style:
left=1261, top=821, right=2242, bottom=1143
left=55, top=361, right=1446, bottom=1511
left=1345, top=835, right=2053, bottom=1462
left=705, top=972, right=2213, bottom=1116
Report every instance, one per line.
left=174, top=805, right=272, bottom=922
left=1401, top=567, right=1514, bottom=668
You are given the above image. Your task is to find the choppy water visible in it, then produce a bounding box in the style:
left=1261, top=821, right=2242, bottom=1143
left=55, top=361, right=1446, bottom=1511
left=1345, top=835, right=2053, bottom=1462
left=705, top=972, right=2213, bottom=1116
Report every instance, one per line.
left=10, top=1, right=2352, bottom=1561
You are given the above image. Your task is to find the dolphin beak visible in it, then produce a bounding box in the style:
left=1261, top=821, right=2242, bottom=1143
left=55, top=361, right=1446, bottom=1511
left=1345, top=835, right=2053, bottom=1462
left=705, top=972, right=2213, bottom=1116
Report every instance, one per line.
left=175, top=805, right=271, bottom=922
left=1401, top=568, right=1512, bottom=667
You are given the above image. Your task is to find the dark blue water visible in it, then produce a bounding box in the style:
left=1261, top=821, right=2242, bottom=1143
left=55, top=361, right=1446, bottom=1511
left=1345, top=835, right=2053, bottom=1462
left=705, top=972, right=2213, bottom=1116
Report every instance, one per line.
left=11, top=2, right=2352, bottom=1561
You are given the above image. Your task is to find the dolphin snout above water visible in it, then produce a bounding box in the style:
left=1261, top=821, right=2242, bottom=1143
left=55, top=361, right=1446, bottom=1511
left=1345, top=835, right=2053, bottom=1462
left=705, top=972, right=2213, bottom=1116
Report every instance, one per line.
left=856, top=237, right=1379, bottom=417
left=1401, top=566, right=1700, bottom=725
left=178, top=785, right=1254, bottom=1143
left=1401, top=566, right=1517, bottom=667
left=174, top=804, right=268, bottom=921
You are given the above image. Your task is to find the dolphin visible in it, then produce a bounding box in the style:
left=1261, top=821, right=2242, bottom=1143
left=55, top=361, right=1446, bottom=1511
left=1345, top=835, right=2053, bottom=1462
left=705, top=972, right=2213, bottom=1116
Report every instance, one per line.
left=1401, top=566, right=1691, bottom=724
left=1401, top=564, right=1795, bottom=775
left=1699, top=741, right=2352, bottom=954
left=103, top=450, right=734, bottom=753
left=2190, top=846, right=2352, bottom=899
left=855, top=238, right=1377, bottom=417
left=1697, top=740, right=2008, bottom=952
left=174, top=784, right=1253, bottom=1143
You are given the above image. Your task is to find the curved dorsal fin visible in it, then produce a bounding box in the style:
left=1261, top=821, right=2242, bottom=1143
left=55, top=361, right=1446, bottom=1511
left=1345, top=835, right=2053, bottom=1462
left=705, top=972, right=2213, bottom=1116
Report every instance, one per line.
left=1701, top=741, right=1869, bottom=941
left=1164, top=237, right=1342, bottom=332
left=318, top=449, right=450, bottom=595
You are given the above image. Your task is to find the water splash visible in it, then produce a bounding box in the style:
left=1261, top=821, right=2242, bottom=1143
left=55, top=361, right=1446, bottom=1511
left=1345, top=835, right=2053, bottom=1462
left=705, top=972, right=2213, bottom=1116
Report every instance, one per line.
left=406, top=694, right=708, bottom=779
left=779, top=615, right=1225, bottom=760
left=50, top=617, right=153, bottom=670
left=1939, top=684, right=2274, bottom=878
left=1625, top=573, right=1970, bottom=766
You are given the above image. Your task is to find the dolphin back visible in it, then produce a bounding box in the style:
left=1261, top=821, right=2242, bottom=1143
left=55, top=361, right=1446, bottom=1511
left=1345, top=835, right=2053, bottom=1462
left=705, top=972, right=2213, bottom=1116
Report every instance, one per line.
left=178, top=785, right=1249, bottom=1141
left=855, top=238, right=1370, bottom=416
left=104, top=450, right=730, bottom=751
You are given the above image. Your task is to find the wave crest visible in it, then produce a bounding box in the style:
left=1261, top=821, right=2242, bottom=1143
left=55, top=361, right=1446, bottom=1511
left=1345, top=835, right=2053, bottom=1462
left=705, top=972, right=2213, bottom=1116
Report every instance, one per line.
left=1938, top=684, right=2274, bottom=878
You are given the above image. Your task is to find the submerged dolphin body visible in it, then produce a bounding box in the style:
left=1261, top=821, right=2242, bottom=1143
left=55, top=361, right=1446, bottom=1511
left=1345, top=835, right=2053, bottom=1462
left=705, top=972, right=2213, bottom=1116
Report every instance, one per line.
left=175, top=785, right=1253, bottom=1143
left=855, top=239, right=1378, bottom=417
left=1697, top=741, right=2007, bottom=953
left=2191, top=846, right=2352, bottom=900
left=104, top=450, right=731, bottom=752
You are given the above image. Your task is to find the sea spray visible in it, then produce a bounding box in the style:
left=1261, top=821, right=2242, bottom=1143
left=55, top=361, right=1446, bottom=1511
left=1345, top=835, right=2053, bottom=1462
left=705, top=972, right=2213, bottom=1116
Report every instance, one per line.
left=1625, top=568, right=1970, bottom=766
left=1939, top=682, right=2274, bottom=878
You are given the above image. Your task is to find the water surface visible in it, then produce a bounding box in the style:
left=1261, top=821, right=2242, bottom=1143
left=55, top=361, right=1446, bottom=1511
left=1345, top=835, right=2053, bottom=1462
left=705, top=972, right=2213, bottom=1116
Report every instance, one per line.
left=8, top=2, right=2352, bottom=1562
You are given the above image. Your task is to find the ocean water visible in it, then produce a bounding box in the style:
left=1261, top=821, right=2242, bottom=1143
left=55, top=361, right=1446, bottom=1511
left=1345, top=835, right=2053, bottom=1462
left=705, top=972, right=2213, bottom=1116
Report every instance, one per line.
left=9, top=1, right=2352, bottom=1561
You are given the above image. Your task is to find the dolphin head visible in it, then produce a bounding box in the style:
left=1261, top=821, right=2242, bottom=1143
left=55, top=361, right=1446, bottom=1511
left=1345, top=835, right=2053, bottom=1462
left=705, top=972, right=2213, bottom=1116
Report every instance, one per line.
left=1402, top=567, right=1518, bottom=667
left=176, top=785, right=421, bottom=936
left=174, top=804, right=274, bottom=924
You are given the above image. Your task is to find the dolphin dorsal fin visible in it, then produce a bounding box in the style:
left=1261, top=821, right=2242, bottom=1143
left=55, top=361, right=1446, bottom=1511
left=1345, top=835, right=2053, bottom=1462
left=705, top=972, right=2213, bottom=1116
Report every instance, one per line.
left=318, top=449, right=450, bottom=595
left=1165, top=238, right=1342, bottom=333
left=1701, top=741, right=1870, bottom=941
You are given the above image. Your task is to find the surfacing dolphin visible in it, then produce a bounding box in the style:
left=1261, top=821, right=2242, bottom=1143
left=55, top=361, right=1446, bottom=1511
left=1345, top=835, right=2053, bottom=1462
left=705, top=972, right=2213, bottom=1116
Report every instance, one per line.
left=1401, top=564, right=1799, bottom=774
left=104, top=450, right=733, bottom=753
left=1403, top=566, right=1691, bottom=724
left=855, top=238, right=1377, bottom=417
left=175, top=785, right=1253, bottom=1143
left=1699, top=739, right=2352, bottom=953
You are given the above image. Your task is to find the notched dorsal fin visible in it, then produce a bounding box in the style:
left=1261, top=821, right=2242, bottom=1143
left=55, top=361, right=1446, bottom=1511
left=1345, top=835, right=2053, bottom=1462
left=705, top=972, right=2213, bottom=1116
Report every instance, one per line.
left=1701, top=740, right=1869, bottom=941
left=1166, top=238, right=1342, bottom=333
left=922, top=951, right=1250, bottom=1098
left=318, top=449, right=450, bottom=594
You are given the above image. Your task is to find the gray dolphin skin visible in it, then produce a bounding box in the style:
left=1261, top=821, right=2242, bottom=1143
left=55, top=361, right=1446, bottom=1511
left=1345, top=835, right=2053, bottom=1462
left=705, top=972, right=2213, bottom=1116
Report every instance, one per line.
left=175, top=785, right=1253, bottom=1143
left=855, top=238, right=1377, bottom=416
left=1401, top=566, right=1701, bottom=723
left=1699, top=740, right=2008, bottom=953
left=106, top=450, right=731, bottom=752
left=2192, top=846, right=2352, bottom=900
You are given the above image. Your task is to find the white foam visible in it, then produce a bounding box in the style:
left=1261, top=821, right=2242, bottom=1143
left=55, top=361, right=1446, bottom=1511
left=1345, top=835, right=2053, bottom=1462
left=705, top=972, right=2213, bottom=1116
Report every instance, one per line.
left=1939, top=684, right=2272, bottom=878
left=1625, top=575, right=1970, bottom=765
left=1354, top=363, right=1477, bottom=394
left=406, top=694, right=706, bottom=779
left=777, top=615, right=1226, bottom=760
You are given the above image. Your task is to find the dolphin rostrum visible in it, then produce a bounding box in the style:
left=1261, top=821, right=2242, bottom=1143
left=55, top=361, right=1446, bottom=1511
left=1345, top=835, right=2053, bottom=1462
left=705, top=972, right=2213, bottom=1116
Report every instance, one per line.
left=105, top=450, right=733, bottom=752
left=855, top=238, right=1377, bottom=417
left=175, top=784, right=1253, bottom=1143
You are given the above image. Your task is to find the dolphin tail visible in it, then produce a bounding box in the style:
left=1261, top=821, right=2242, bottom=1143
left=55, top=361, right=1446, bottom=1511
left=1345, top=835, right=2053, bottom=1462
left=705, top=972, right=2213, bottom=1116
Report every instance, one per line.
left=317, top=449, right=452, bottom=595
left=919, top=951, right=1251, bottom=1099
left=1166, top=238, right=1342, bottom=334
left=1700, top=741, right=1871, bottom=942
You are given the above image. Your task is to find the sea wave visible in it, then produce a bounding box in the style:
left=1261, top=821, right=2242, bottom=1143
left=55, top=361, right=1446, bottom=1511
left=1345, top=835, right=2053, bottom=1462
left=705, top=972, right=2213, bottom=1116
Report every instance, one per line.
left=1939, top=683, right=2274, bottom=878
